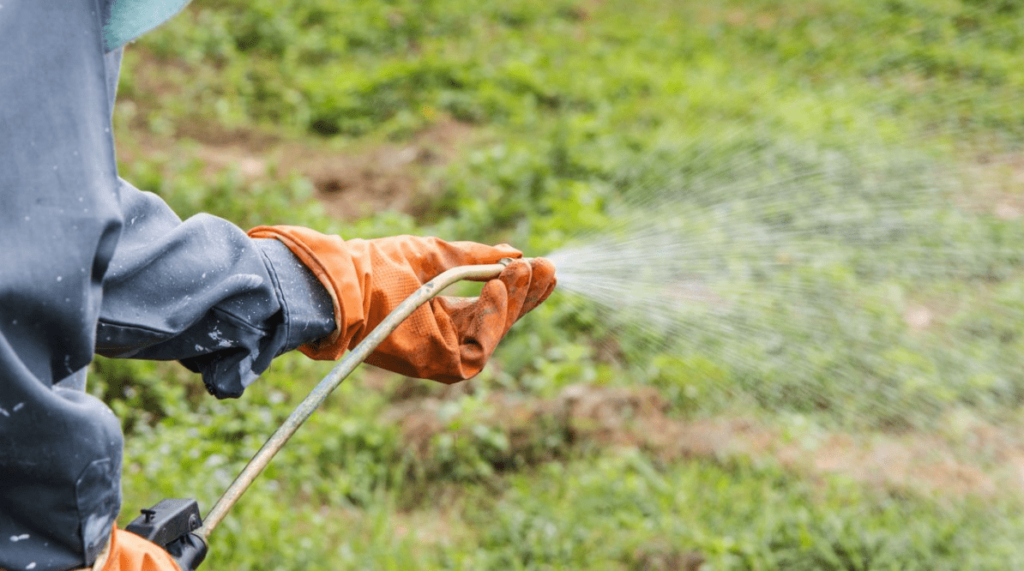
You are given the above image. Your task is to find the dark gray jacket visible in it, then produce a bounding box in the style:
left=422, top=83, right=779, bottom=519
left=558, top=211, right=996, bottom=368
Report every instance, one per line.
left=0, top=3, right=334, bottom=569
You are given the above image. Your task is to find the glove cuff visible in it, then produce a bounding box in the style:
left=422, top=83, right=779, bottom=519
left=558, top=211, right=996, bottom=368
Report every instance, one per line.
left=247, top=225, right=366, bottom=359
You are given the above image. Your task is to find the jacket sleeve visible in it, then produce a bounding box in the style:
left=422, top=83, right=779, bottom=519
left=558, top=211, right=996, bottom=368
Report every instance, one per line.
left=96, top=179, right=336, bottom=398
left=94, top=7, right=335, bottom=397
left=0, top=4, right=128, bottom=570
left=0, top=3, right=332, bottom=570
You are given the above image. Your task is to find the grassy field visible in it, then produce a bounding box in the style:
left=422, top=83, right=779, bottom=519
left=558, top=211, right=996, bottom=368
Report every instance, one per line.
left=95, top=0, right=1024, bottom=568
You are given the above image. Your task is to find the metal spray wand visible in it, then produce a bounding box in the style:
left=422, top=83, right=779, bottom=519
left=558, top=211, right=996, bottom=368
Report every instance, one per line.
left=201, top=257, right=514, bottom=536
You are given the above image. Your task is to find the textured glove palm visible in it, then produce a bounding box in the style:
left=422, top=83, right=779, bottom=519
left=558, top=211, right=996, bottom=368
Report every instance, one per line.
left=248, top=226, right=556, bottom=383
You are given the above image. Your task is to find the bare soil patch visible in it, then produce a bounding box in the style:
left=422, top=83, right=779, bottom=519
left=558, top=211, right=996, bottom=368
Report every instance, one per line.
left=953, top=148, right=1024, bottom=220
left=299, top=120, right=474, bottom=221
left=115, top=118, right=475, bottom=222
left=385, top=383, right=1024, bottom=500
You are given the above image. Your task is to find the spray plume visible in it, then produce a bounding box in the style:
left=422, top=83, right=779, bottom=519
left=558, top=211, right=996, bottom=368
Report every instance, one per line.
left=546, top=131, right=1024, bottom=431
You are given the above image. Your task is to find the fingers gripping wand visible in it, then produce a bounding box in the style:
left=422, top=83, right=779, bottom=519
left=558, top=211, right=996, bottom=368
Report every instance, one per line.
left=126, top=259, right=516, bottom=568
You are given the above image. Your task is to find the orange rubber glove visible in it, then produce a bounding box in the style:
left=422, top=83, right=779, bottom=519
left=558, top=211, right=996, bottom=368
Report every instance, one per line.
left=98, top=526, right=180, bottom=571
left=247, top=226, right=556, bottom=383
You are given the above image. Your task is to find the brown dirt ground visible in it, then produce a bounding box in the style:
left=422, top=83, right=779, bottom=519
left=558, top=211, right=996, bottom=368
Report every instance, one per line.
left=301, top=120, right=474, bottom=221
left=384, top=383, right=1024, bottom=501
left=115, top=118, right=476, bottom=222
left=956, top=150, right=1024, bottom=220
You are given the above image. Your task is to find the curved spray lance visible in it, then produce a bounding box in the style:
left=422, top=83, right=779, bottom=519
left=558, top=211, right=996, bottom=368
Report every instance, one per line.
left=125, top=259, right=519, bottom=569
left=199, top=257, right=516, bottom=538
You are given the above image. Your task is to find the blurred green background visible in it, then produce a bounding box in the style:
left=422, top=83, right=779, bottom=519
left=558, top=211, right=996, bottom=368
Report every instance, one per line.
left=95, top=0, right=1024, bottom=568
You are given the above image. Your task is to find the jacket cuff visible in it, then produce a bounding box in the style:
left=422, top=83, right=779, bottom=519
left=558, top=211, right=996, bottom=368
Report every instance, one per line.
left=247, top=226, right=366, bottom=360
left=253, top=238, right=337, bottom=353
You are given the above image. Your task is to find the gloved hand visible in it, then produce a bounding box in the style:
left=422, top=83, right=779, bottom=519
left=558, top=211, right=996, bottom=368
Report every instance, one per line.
left=98, top=526, right=181, bottom=571
left=247, top=226, right=556, bottom=383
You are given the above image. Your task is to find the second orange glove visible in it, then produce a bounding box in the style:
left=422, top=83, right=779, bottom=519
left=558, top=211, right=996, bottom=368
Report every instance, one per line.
left=95, top=526, right=180, bottom=571
left=248, top=226, right=556, bottom=383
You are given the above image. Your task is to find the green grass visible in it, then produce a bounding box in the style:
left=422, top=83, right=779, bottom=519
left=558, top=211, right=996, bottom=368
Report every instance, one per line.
left=98, top=0, right=1024, bottom=568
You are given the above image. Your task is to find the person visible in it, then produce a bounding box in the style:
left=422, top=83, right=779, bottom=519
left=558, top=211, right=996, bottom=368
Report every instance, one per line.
left=0, top=3, right=556, bottom=571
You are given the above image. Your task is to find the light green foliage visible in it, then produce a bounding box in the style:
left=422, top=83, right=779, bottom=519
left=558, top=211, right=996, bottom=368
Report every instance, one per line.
left=99, top=0, right=1024, bottom=568
left=463, top=452, right=1024, bottom=570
